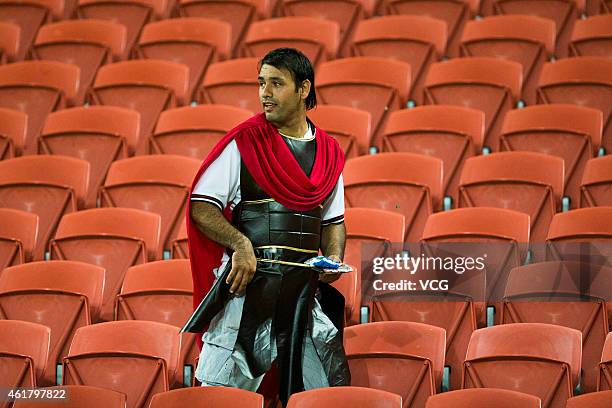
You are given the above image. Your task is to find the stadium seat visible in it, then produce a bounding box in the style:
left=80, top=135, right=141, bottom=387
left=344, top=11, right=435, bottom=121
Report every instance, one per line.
left=0, top=261, right=105, bottom=386
left=243, top=17, right=340, bottom=65
left=0, top=209, right=38, bottom=270
left=0, top=61, right=80, bottom=154
left=343, top=152, right=443, bottom=243
left=502, top=261, right=611, bottom=392
left=287, top=386, right=402, bottom=408
left=99, top=155, right=200, bottom=252
left=381, top=106, right=484, bottom=204
left=40, top=106, right=141, bottom=208
left=463, top=323, right=582, bottom=408
left=116, top=259, right=195, bottom=388
left=0, top=320, right=50, bottom=387
left=424, top=57, right=522, bottom=152
left=566, top=391, right=612, bottom=408
left=170, top=221, right=188, bottom=259
left=13, top=385, right=127, bottom=408
left=581, top=155, right=612, bottom=207
left=199, top=58, right=261, bottom=113
left=151, top=104, right=253, bottom=158
left=536, top=57, right=612, bottom=155
left=0, top=22, right=20, bottom=63
left=601, top=334, right=612, bottom=390
left=150, top=386, right=264, bottom=407
left=570, top=15, right=612, bottom=58
left=136, top=18, right=231, bottom=103
left=460, top=15, right=555, bottom=105
left=0, top=156, right=89, bottom=260
left=76, top=0, right=172, bottom=58
left=425, top=388, right=541, bottom=408
left=308, top=105, right=371, bottom=158
left=317, top=57, right=411, bottom=149
left=352, top=15, right=447, bottom=105
left=0, top=108, right=27, bottom=159
left=178, top=0, right=276, bottom=57
left=458, top=152, right=564, bottom=245
left=62, top=320, right=181, bottom=408
left=344, top=321, right=446, bottom=407
left=500, top=104, right=603, bottom=209
left=50, top=208, right=162, bottom=322
left=488, top=0, right=583, bottom=58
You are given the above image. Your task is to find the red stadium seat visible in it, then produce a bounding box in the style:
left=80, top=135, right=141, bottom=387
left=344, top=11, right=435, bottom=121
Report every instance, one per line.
left=13, top=385, right=127, bottom=408
left=600, top=333, right=612, bottom=390
left=152, top=104, right=253, bottom=158
left=463, top=323, right=582, bottom=408
left=308, top=105, right=371, bottom=158
left=170, top=222, right=188, bottom=259
left=382, top=106, right=484, bottom=204
left=0, top=156, right=89, bottom=260
left=424, top=57, right=522, bottom=152
left=0, top=108, right=27, bottom=160
left=0, top=22, right=20, bottom=63
left=50, top=208, right=162, bottom=322
left=287, top=386, right=402, bottom=408
left=425, top=388, right=541, bottom=408
left=536, top=57, right=612, bottom=156
left=566, top=391, right=612, bottom=408
left=0, top=209, right=38, bottom=270
left=500, top=104, right=603, bottom=209
left=581, top=155, right=612, bottom=207
left=41, top=106, right=141, bottom=208
left=199, top=58, right=261, bottom=113
left=0, top=261, right=105, bottom=386
left=570, top=15, right=612, bottom=58
left=0, top=320, right=50, bottom=388
left=352, top=15, right=447, bottom=105
left=460, top=15, right=555, bottom=105
left=0, top=61, right=80, bottom=154
left=150, top=386, right=264, bottom=408
left=317, top=57, right=411, bottom=148
left=344, top=321, right=446, bottom=407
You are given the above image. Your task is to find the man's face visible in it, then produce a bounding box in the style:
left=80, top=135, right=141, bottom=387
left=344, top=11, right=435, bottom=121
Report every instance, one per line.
left=258, top=64, right=304, bottom=125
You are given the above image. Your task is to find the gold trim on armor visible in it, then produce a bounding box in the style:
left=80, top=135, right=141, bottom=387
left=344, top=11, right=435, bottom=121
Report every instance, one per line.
left=255, top=245, right=319, bottom=253
left=256, top=258, right=317, bottom=268
left=242, top=198, right=276, bottom=204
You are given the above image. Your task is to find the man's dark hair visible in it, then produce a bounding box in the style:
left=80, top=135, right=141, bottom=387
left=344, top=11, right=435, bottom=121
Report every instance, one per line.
left=259, top=48, right=317, bottom=110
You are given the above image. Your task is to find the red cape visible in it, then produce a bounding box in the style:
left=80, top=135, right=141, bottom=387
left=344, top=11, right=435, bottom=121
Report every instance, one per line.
left=187, top=113, right=345, bottom=315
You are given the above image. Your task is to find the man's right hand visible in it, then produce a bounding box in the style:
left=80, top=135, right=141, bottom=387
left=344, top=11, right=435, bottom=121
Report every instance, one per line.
left=226, top=239, right=257, bottom=296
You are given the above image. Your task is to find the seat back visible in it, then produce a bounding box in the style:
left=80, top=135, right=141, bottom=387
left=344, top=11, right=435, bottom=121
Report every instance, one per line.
left=200, top=58, right=260, bottom=112
left=150, top=386, right=264, bottom=408
left=425, top=388, right=541, bottom=408
left=0, top=320, right=50, bottom=387
left=171, top=221, right=188, bottom=259
left=566, top=391, right=612, bottom=408
left=0, top=108, right=27, bottom=159
left=287, top=386, right=402, bottom=408
left=581, top=155, right=612, bottom=207
left=13, top=385, right=127, bottom=408
left=0, top=208, right=38, bottom=269
left=308, top=105, right=371, bottom=157
left=570, top=14, right=612, bottom=58
left=0, top=21, right=20, bottom=63
left=600, top=335, right=612, bottom=391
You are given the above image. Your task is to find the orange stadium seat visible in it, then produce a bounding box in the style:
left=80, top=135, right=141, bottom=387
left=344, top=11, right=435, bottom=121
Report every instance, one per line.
left=460, top=15, right=555, bottom=105
left=0, top=156, right=89, bottom=260
left=13, top=385, right=127, bottom=408
left=581, top=155, right=612, bottom=207
left=344, top=152, right=443, bottom=243
left=199, top=58, right=261, bottom=113
left=502, top=261, right=611, bottom=392
left=382, top=106, right=484, bottom=204
left=536, top=57, right=612, bottom=156
left=463, top=323, right=582, bottom=408
left=424, top=57, right=522, bottom=152
left=500, top=104, right=603, bottom=210
left=50, top=208, right=162, bottom=322
left=41, top=106, right=141, bottom=208
left=63, top=321, right=181, bottom=408
left=0, top=209, right=38, bottom=270
left=570, top=15, right=612, bottom=58
left=352, top=15, right=447, bottom=106
left=287, top=386, right=402, bottom=408
left=99, top=155, right=200, bottom=252
left=425, top=388, right=541, bottom=408
left=151, top=104, right=253, bottom=158
left=0, top=61, right=80, bottom=154
left=116, top=259, right=195, bottom=388
left=136, top=18, right=232, bottom=102
left=307, top=105, right=371, bottom=158
left=178, top=0, right=276, bottom=57
left=567, top=391, right=612, bottom=408
left=458, top=152, right=564, bottom=245
left=90, top=60, right=189, bottom=152
left=150, top=386, right=264, bottom=408
left=0, top=108, right=27, bottom=159
left=32, top=20, right=127, bottom=105
left=488, top=0, right=583, bottom=58
left=0, top=22, right=20, bottom=63
left=243, top=17, right=340, bottom=66
left=600, top=334, right=612, bottom=390
left=317, top=57, right=411, bottom=148
left=0, top=261, right=105, bottom=386
left=170, top=221, right=188, bottom=259
left=344, top=321, right=446, bottom=407
left=0, top=320, right=50, bottom=388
